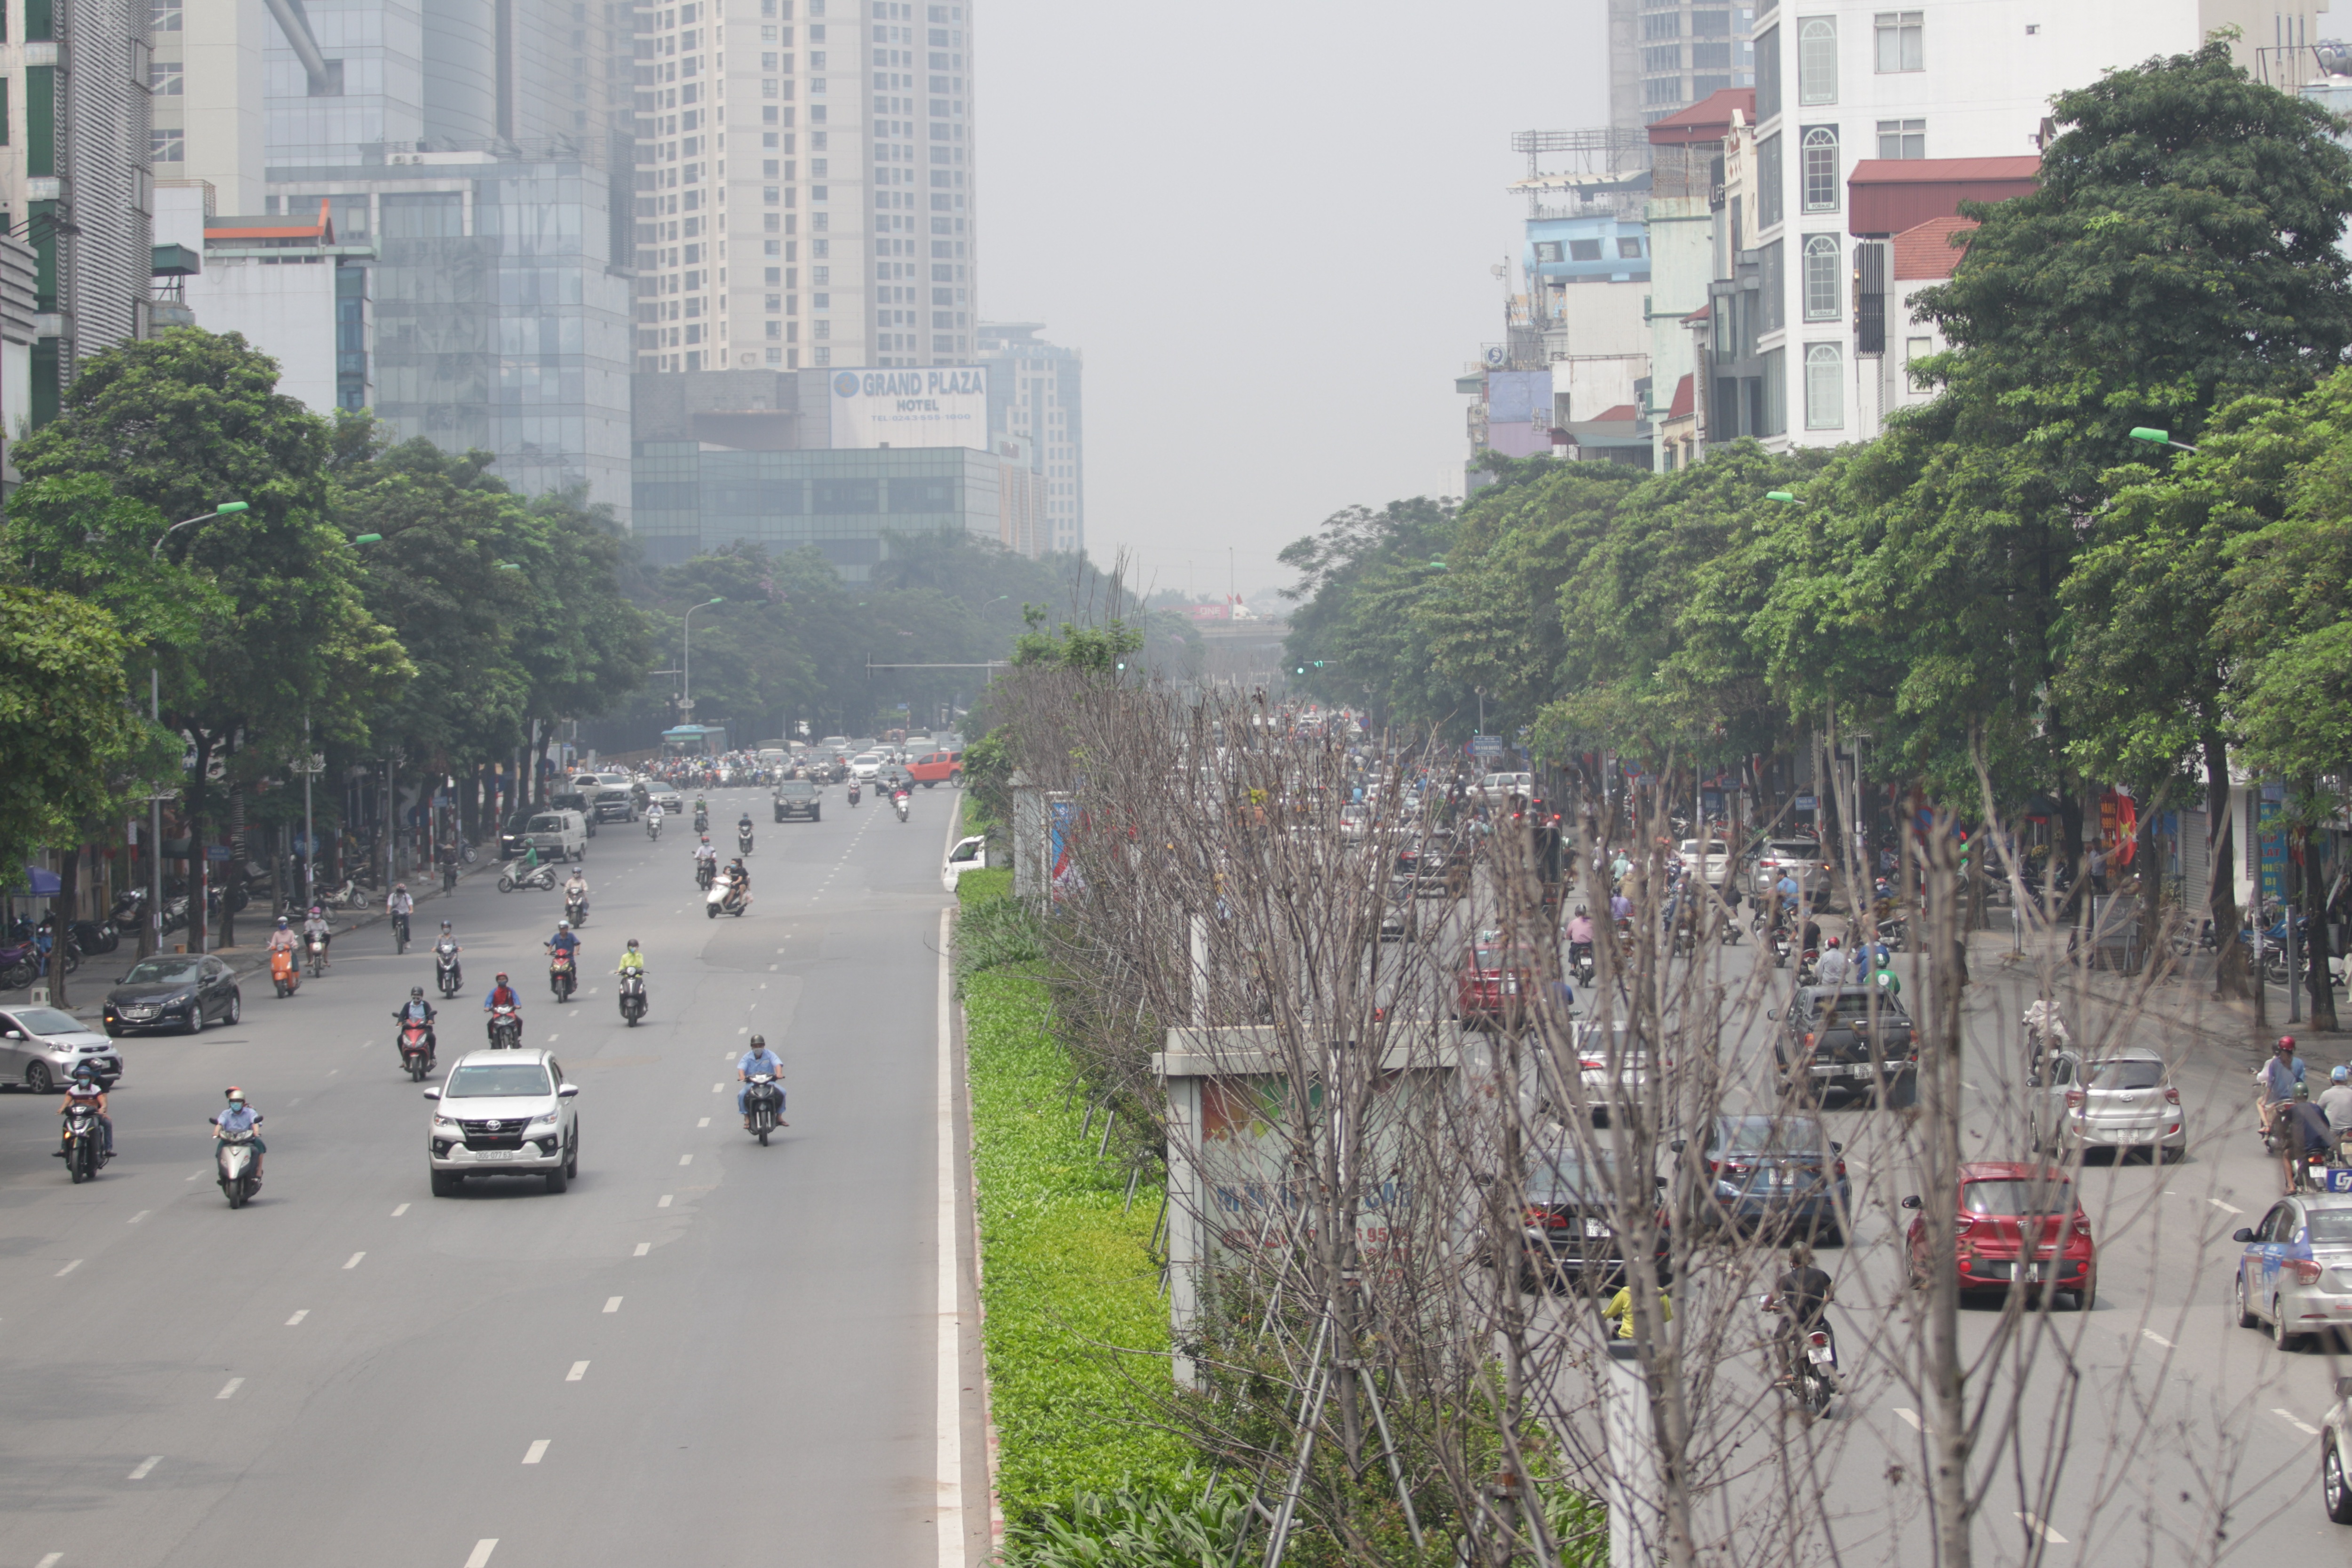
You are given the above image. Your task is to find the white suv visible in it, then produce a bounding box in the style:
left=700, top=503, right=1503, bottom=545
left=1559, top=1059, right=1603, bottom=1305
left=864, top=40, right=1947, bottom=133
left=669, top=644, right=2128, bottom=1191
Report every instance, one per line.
left=424, top=1049, right=580, bottom=1195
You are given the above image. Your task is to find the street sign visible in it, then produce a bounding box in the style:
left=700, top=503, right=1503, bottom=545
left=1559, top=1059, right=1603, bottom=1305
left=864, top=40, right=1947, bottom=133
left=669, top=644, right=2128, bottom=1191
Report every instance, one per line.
left=1470, top=736, right=1505, bottom=757
left=206, top=845, right=232, bottom=860
left=1794, top=795, right=1818, bottom=811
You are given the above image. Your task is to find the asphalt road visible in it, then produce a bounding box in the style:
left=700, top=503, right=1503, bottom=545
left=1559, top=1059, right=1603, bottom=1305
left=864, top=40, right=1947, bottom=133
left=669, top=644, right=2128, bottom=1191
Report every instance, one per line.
left=0, top=784, right=976, bottom=1568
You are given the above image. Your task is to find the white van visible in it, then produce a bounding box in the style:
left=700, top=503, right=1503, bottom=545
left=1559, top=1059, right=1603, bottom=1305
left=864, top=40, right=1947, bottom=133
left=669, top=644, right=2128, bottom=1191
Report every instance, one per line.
left=941, top=835, right=987, bottom=893
left=522, top=809, right=588, bottom=862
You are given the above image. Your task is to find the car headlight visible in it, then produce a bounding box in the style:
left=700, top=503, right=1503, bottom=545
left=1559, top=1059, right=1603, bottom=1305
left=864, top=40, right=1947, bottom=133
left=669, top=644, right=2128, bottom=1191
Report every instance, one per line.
left=433, top=1116, right=461, bottom=1131
left=526, top=1114, right=558, bottom=1132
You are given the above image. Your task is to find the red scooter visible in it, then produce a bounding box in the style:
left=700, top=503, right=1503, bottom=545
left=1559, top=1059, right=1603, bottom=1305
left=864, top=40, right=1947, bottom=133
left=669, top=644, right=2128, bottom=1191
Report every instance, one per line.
left=397, top=1017, right=436, bottom=1081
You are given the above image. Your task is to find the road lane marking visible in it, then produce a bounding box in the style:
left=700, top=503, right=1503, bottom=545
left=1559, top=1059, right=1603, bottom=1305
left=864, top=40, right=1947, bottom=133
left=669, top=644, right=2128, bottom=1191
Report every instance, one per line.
left=2018, top=1512, right=2067, bottom=1544
left=216, top=1378, right=243, bottom=1399
left=603, top=1297, right=622, bottom=1313
left=634, top=1242, right=651, bottom=1256
left=55, top=1260, right=81, bottom=1277
left=567, top=1361, right=589, bottom=1381
left=936, top=902, right=964, bottom=1564
left=38, top=1553, right=62, bottom=1567
left=2142, top=1329, right=2173, bottom=1349
left=286, top=1310, right=309, bottom=1326
left=464, top=1542, right=499, bottom=1568
left=679, top=1154, right=692, bottom=1166
left=547, top=1035, right=558, bottom=1043
left=343, top=1252, right=366, bottom=1270
left=2275, top=1408, right=2321, bottom=1435
left=770, top=964, right=778, bottom=971
left=658, top=1194, right=673, bottom=1208
left=522, top=1439, right=550, bottom=1464
left=2211, top=1198, right=2244, bottom=1215
left=698, top=1117, right=710, bottom=1128
left=127, top=1456, right=161, bottom=1480
left=391, top=1203, right=410, bottom=1217
left=127, top=1210, right=150, bottom=1224
left=185, top=1172, right=199, bottom=1180
left=738, top=1027, right=748, bottom=1035
left=1894, top=1407, right=1920, bottom=1432
left=712, top=1082, right=723, bottom=1093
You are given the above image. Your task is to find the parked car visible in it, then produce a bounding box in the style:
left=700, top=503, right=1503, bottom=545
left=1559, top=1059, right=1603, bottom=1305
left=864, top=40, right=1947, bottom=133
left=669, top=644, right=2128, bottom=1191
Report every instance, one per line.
left=1680, top=1114, right=1849, bottom=1243
left=585, top=771, right=636, bottom=823
left=1903, top=1162, right=2096, bottom=1309
left=103, top=954, right=243, bottom=1037
left=424, top=1048, right=581, bottom=1195
left=1675, top=838, right=1735, bottom=886
left=2321, top=1374, right=2352, bottom=1523
left=774, top=779, right=823, bottom=821
left=941, top=835, right=988, bottom=893
left=906, top=749, right=964, bottom=788
left=2035, top=1047, right=2185, bottom=1161
left=1492, top=1141, right=1672, bottom=1292
left=0, top=1004, right=124, bottom=1090
left=2232, top=1193, right=2352, bottom=1351
left=1479, top=771, right=1535, bottom=805
left=519, top=809, right=588, bottom=862
left=1774, top=985, right=1917, bottom=1106
left=1454, top=939, right=1539, bottom=1028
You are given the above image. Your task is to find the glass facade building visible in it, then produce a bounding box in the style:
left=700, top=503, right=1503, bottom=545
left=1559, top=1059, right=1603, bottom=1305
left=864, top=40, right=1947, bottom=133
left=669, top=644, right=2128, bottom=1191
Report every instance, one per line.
left=632, top=441, right=1001, bottom=577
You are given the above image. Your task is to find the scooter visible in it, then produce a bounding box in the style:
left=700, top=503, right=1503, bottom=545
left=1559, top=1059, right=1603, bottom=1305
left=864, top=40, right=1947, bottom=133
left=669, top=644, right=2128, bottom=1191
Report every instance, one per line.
left=397, top=1018, right=436, bottom=1081
left=694, top=857, right=716, bottom=892
left=738, top=826, right=755, bottom=855
left=270, top=947, right=301, bottom=997
left=1764, top=1297, right=1836, bottom=1419
left=61, top=1103, right=104, bottom=1183
left=564, top=893, right=588, bottom=928
left=216, top=1128, right=261, bottom=1208
left=706, top=882, right=752, bottom=919
left=1796, top=950, right=1820, bottom=987
left=442, top=860, right=459, bottom=894
left=893, top=792, right=910, bottom=824
left=486, top=1002, right=524, bottom=1049
left=391, top=909, right=411, bottom=954
left=646, top=813, right=663, bottom=841
left=434, top=940, right=463, bottom=997
left=305, top=930, right=329, bottom=979
left=1572, top=945, right=1596, bottom=990
left=1770, top=930, right=1793, bottom=970
left=744, top=1073, right=785, bottom=1146
left=619, top=970, right=647, bottom=1026
left=549, top=953, right=578, bottom=1003
left=498, top=863, right=557, bottom=893
left=848, top=781, right=862, bottom=808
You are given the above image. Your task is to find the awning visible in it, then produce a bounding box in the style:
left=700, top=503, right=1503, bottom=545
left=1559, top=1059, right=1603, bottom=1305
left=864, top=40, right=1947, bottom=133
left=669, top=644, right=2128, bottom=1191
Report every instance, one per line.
left=22, top=866, right=59, bottom=896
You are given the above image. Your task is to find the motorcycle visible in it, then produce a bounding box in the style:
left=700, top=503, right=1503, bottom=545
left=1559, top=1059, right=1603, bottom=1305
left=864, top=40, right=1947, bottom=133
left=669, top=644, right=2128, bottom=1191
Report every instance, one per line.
left=498, top=863, right=557, bottom=894
left=848, top=781, right=862, bottom=808
left=738, top=826, right=755, bottom=855
left=0, top=939, right=36, bottom=990
left=693, top=809, right=710, bottom=834
left=68, top=916, right=123, bottom=956
left=744, top=1072, right=784, bottom=1145
left=487, top=1002, right=524, bottom=1049
left=391, top=909, right=412, bottom=954
left=1796, top=950, right=1820, bottom=987
left=216, top=1127, right=261, bottom=1208
left=1571, top=945, right=1597, bottom=990
left=61, top=1103, right=104, bottom=1183
left=706, top=882, right=752, bottom=919
left=646, top=813, right=663, bottom=841
left=397, top=1018, right=436, bottom=1081
left=305, top=931, right=329, bottom=979
left=618, top=970, right=647, bottom=1026
left=1765, top=1298, right=1836, bottom=1419
left=549, top=953, right=578, bottom=1003
left=433, top=940, right=463, bottom=997
left=893, top=792, right=910, bottom=824
left=694, top=857, right=716, bottom=892
left=564, top=893, right=588, bottom=928
left=270, top=946, right=301, bottom=996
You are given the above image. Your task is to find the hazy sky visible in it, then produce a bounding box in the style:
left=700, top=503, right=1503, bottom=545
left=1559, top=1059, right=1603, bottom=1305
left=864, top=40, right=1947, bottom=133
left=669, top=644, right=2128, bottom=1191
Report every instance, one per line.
left=981, top=0, right=1610, bottom=608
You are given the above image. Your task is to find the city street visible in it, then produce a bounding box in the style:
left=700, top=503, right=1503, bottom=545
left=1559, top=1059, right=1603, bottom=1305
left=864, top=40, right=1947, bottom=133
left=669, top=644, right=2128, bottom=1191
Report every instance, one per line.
left=0, top=787, right=976, bottom=1568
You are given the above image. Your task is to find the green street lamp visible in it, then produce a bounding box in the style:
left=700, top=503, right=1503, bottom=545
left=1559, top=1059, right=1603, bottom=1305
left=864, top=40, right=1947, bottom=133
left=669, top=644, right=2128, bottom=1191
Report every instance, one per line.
left=493, top=561, right=524, bottom=571
left=1429, top=558, right=1448, bottom=571
left=151, top=501, right=249, bottom=559
left=352, top=533, right=384, bottom=545
left=1764, top=491, right=1797, bottom=504
left=682, top=596, right=725, bottom=718
left=2129, top=426, right=2200, bottom=454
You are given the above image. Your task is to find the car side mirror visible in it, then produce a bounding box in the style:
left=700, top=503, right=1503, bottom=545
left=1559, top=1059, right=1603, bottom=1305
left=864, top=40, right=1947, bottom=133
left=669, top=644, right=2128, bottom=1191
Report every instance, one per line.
left=2, top=1030, right=19, bottom=1040
left=1900, top=1195, right=1922, bottom=1210
left=1830, top=1142, right=1843, bottom=1154
left=1765, top=1009, right=1777, bottom=1021
left=421, top=1087, right=442, bottom=1100
left=558, top=1083, right=580, bottom=1098
left=1669, top=1138, right=1687, bottom=1154
left=1655, top=1174, right=1669, bottom=1190
left=2233, top=1227, right=2256, bottom=1243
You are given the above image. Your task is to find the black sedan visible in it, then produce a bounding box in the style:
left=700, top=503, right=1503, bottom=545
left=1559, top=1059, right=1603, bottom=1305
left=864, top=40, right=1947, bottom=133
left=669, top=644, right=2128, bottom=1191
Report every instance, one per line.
left=1487, top=1143, right=1672, bottom=1293
left=103, top=955, right=242, bottom=1036
left=773, top=780, right=822, bottom=822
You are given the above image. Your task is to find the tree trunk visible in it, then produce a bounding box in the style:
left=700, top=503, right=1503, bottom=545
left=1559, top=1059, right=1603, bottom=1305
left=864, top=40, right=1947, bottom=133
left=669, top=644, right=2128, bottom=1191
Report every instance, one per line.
left=50, top=844, right=77, bottom=1008
left=2205, top=732, right=2249, bottom=1002
left=2305, top=813, right=2339, bottom=1032
left=221, top=758, right=244, bottom=951
left=2134, top=804, right=2161, bottom=979
left=185, top=729, right=217, bottom=955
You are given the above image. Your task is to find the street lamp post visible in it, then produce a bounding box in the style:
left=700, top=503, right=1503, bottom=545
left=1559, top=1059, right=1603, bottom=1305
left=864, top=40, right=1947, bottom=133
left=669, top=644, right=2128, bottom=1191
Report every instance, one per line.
left=682, top=597, right=725, bottom=723
left=149, top=503, right=248, bottom=955
left=2128, top=427, right=2200, bottom=454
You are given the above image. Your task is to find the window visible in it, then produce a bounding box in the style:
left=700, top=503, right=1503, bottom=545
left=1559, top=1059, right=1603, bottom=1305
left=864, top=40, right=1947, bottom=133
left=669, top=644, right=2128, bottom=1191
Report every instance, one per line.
left=1759, top=240, right=1785, bottom=332
left=150, top=128, right=185, bottom=162
left=1797, top=18, right=1835, bottom=103
left=151, top=0, right=181, bottom=27
left=1905, top=335, right=1934, bottom=388
left=150, top=61, right=183, bottom=94
left=1758, top=349, right=1786, bottom=436
left=1804, top=343, right=1843, bottom=428
left=1690, top=8, right=1732, bottom=33
left=1642, top=10, right=1681, bottom=38
left=1803, top=234, right=1839, bottom=319
left=1534, top=240, right=1564, bottom=263
left=1800, top=126, right=1838, bottom=211
left=1643, top=43, right=1682, bottom=72
left=1692, top=41, right=1731, bottom=67
left=1754, top=24, right=1780, bottom=118
left=1876, top=118, right=1925, bottom=159
left=1875, top=10, right=1923, bottom=72
left=1644, top=76, right=1685, bottom=105
left=1756, top=133, right=1782, bottom=228
left=1568, top=238, right=1603, bottom=261
left=1616, top=236, right=1644, bottom=259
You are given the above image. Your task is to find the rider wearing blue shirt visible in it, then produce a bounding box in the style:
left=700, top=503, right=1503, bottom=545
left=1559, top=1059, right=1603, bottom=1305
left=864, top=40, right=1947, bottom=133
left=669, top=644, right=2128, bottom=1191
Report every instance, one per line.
left=212, top=1087, right=265, bottom=1182
left=546, top=923, right=581, bottom=958
left=737, top=1036, right=785, bottom=1127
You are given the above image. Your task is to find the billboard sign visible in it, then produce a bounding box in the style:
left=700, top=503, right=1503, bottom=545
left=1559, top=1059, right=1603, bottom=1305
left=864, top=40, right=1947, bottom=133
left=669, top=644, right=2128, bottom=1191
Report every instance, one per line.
left=828, top=365, right=991, bottom=449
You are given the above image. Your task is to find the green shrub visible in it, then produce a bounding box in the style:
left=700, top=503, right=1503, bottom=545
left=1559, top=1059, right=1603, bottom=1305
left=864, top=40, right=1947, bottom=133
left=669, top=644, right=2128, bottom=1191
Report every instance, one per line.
left=961, top=960, right=1186, bottom=1527
left=1005, top=1468, right=1249, bottom=1568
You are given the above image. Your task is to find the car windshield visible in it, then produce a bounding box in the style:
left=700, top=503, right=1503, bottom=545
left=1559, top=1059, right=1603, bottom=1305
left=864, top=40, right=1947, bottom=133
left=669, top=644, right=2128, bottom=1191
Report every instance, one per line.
left=2307, top=1210, right=2352, bottom=1246
left=445, top=1063, right=554, bottom=1098
left=1526, top=1148, right=1623, bottom=1203
left=11, top=1007, right=83, bottom=1034
left=1962, top=1179, right=2073, bottom=1217
left=528, top=816, right=563, bottom=832
left=123, top=959, right=203, bottom=984
left=1470, top=947, right=1531, bottom=970
left=780, top=782, right=815, bottom=795
left=2090, top=1059, right=2166, bottom=1091
left=1812, top=989, right=1907, bottom=1025
left=1716, top=1117, right=1827, bottom=1157
left=1767, top=842, right=1819, bottom=862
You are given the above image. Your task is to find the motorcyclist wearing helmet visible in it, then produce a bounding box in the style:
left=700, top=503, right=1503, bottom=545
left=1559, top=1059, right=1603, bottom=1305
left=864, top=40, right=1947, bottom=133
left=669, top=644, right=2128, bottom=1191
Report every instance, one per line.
left=737, top=1033, right=786, bottom=1130
left=394, top=985, right=438, bottom=1064
left=2321, top=1062, right=2352, bottom=1151
left=267, top=914, right=300, bottom=966
left=57, top=1061, right=112, bottom=1159
left=546, top=920, right=581, bottom=962
left=1765, top=1242, right=1836, bottom=1386
left=212, top=1086, right=264, bottom=1183
left=724, top=858, right=750, bottom=907
left=302, top=904, right=334, bottom=966
left=482, top=973, right=523, bottom=1041
left=615, top=938, right=646, bottom=979
left=563, top=867, right=588, bottom=908
left=1564, top=905, right=1595, bottom=969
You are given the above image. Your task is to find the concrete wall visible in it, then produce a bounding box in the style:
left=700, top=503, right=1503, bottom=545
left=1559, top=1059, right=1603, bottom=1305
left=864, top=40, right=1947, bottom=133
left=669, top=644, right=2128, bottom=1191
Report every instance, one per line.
left=186, top=260, right=342, bottom=414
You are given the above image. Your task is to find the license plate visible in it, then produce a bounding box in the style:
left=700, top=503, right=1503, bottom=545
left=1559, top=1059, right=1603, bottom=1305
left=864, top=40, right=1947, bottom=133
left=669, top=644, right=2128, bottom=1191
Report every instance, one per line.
left=472, top=1149, right=520, bottom=1161
left=1504, top=980, right=1519, bottom=995
left=2024, top=1262, right=2051, bottom=1281
left=1582, top=1218, right=1611, bottom=1238
left=1806, top=1347, right=1834, bottom=1365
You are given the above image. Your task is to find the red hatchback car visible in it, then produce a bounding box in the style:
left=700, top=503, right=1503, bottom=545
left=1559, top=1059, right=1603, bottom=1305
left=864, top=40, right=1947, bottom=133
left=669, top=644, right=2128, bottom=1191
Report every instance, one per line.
left=1903, top=1162, right=2097, bottom=1310
left=1455, top=942, right=1540, bottom=1028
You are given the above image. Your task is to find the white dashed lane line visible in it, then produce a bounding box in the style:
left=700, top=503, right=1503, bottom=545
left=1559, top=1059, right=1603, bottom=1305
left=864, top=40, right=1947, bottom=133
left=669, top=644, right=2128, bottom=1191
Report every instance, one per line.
left=658, top=1194, right=673, bottom=1208
left=1893, top=1407, right=1920, bottom=1432
left=2276, top=1408, right=2321, bottom=1436
left=603, top=1297, right=623, bottom=1313
left=678, top=1154, right=693, bottom=1166
left=55, top=1259, right=81, bottom=1277
left=465, top=1541, right=499, bottom=1568
left=2211, top=1198, right=2245, bottom=1215
left=127, top=1456, right=161, bottom=1480
left=286, top=1310, right=309, bottom=1327
left=127, top=1210, right=150, bottom=1225
left=567, top=1361, right=589, bottom=1381
left=216, top=1378, right=244, bottom=1400
left=392, top=1203, right=410, bottom=1217
left=2142, top=1329, right=2173, bottom=1349
left=2018, top=1512, right=2068, bottom=1545
left=523, top=1439, right=550, bottom=1465
left=343, top=1252, right=366, bottom=1270
left=634, top=1242, right=651, bottom=1256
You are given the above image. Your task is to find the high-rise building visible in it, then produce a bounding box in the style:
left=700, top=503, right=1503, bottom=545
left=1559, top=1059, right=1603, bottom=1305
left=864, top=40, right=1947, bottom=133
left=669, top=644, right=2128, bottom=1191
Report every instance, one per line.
left=0, top=0, right=155, bottom=424
left=977, top=320, right=1079, bottom=555
left=626, top=0, right=977, bottom=377
left=1608, top=0, right=1756, bottom=135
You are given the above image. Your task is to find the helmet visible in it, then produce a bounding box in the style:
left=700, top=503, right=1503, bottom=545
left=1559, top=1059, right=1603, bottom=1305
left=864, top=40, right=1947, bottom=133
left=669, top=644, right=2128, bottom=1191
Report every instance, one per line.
left=557, top=920, right=572, bottom=931
left=749, top=1034, right=767, bottom=1049
left=394, top=882, right=407, bottom=892
left=2279, top=1035, right=2299, bottom=1053
left=72, top=1060, right=99, bottom=1082
left=441, top=920, right=452, bottom=931
left=225, top=1086, right=246, bottom=1103
left=627, top=938, right=639, bottom=949
left=2335, top=1066, right=2349, bottom=1084
left=495, top=971, right=510, bottom=984
left=309, top=906, right=323, bottom=917
left=411, top=986, right=425, bottom=1000
left=1574, top=906, right=1588, bottom=917
left=700, top=835, right=710, bottom=844
left=277, top=916, right=290, bottom=929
